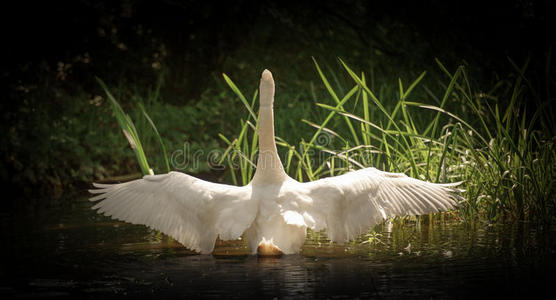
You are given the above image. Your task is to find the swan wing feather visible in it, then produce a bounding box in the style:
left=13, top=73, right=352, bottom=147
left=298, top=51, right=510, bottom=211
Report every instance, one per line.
left=89, top=171, right=254, bottom=253
left=297, top=167, right=461, bottom=243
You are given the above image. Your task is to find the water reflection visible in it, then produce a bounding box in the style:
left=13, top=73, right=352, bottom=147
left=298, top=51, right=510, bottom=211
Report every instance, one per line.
left=1, top=195, right=555, bottom=298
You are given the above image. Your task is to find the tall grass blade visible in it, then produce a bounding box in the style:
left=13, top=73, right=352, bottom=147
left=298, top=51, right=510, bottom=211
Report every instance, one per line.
left=138, top=103, right=170, bottom=173
left=222, top=73, right=258, bottom=121
left=96, top=77, right=152, bottom=176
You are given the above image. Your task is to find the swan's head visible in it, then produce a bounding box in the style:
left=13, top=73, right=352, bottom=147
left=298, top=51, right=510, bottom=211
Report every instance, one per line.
left=259, top=69, right=275, bottom=107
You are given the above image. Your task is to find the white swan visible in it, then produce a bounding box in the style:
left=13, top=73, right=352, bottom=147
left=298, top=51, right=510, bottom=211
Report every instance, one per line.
left=90, top=70, right=461, bottom=256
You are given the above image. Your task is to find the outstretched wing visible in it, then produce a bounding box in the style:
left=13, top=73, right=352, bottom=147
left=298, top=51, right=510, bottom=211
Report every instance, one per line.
left=89, top=171, right=255, bottom=254
left=290, top=168, right=461, bottom=243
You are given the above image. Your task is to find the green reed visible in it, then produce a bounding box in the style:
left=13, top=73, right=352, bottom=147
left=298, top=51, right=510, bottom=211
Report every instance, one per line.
left=97, top=78, right=170, bottom=176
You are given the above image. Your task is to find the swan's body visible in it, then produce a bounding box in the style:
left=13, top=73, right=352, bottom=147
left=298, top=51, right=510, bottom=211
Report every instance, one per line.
left=90, top=70, right=460, bottom=255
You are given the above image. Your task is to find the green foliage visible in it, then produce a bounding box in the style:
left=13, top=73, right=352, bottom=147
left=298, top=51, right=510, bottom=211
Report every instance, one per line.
left=217, top=74, right=259, bottom=186
left=433, top=57, right=556, bottom=223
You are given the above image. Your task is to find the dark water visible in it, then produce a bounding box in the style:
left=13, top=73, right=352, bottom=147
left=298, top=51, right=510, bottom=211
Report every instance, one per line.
left=1, top=194, right=555, bottom=299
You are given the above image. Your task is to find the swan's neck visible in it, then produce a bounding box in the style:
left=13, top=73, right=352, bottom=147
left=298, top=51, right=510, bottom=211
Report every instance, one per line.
left=252, top=70, right=286, bottom=184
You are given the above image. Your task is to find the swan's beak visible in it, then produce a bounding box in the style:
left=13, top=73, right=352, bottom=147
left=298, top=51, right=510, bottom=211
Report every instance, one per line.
left=259, top=69, right=275, bottom=107
left=257, top=238, right=283, bottom=256
left=261, top=69, right=273, bottom=82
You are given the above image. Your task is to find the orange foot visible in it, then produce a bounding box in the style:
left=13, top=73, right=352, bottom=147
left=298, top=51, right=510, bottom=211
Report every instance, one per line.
left=257, top=238, right=283, bottom=256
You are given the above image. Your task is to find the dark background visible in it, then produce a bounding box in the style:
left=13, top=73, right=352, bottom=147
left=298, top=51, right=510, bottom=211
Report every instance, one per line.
left=3, top=0, right=554, bottom=96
